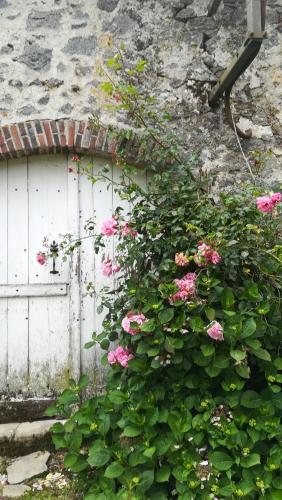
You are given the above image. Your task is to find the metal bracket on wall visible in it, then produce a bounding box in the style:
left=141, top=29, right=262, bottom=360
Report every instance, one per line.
left=208, top=0, right=267, bottom=138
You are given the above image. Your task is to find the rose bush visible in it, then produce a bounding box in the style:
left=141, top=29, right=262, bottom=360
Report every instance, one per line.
left=47, top=54, right=282, bottom=499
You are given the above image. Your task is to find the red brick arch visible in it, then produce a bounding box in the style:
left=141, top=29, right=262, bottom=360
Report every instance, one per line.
left=0, top=119, right=119, bottom=161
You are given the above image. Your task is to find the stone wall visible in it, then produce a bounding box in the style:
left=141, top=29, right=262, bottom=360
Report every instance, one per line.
left=0, top=0, right=281, bottom=186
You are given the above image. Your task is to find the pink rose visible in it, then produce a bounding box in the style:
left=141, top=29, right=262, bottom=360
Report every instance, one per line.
left=102, top=259, right=113, bottom=276
left=256, top=195, right=274, bottom=213
left=115, top=346, right=134, bottom=367
left=101, top=259, right=121, bottom=277
left=101, top=217, right=118, bottom=236
left=107, top=351, right=117, bottom=365
left=36, top=252, right=46, bottom=265
left=207, top=321, right=224, bottom=341
left=108, top=346, right=134, bottom=368
left=270, top=192, right=282, bottom=204
left=121, top=222, right=138, bottom=238
left=210, top=250, right=221, bottom=265
left=122, top=312, right=147, bottom=335
left=175, top=252, right=189, bottom=266
left=169, top=273, right=197, bottom=304
left=194, top=243, right=221, bottom=267
left=72, top=155, right=80, bottom=162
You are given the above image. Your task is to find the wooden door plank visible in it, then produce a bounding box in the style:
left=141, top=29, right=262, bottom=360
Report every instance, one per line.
left=79, top=159, right=97, bottom=376
left=0, top=160, right=8, bottom=391
left=67, top=154, right=81, bottom=382
left=90, top=157, right=116, bottom=388
left=6, top=158, right=29, bottom=393
left=28, top=155, right=70, bottom=394
left=0, top=283, right=67, bottom=297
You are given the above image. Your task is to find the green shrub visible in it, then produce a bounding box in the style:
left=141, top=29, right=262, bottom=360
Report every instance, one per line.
left=48, top=53, right=282, bottom=499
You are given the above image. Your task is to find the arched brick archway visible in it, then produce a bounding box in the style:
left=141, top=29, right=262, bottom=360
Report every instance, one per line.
left=0, top=120, right=119, bottom=161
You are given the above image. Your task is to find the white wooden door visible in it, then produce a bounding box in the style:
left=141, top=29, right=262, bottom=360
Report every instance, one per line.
left=0, top=154, right=146, bottom=398
left=0, top=155, right=78, bottom=397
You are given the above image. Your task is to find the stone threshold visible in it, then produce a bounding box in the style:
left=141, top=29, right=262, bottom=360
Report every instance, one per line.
left=0, top=420, right=64, bottom=457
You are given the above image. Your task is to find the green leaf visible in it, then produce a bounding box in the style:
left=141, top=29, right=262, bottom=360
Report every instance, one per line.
left=241, top=319, right=256, bottom=339
left=240, top=453, right=260, bottom=468
left=69, top=455, right=88, bottom=473
left=158, top=408, right=168, bottom=423
left=205, top=307, right=215, bottom=321
left=165, top=336, right=183, bottom=350
left=241, top=391, right=262, bottom=408
left=123, top=426, right=142, bottom=437
left=245, top=339, right=261, bottom=350
left=156, top=466, right=170, bottom=483
left=104, top=462, right=124, bottom=479
left=140, top=319, right=156, bottom=332
left=235, top=364, right=250, bottom=379
left=158, top=308, right=174, bottom=324
left=129, top=450, right=147, bottom=467
left=221, top=288, right=235, bottom=309
left=209, top=451, right=233, bottom=471
left=273, top=393, right=282, bottom=409
left=230, top=349, right=246, bottom=362
left=201, top=344, right=215, bottom=357
left=274, top=358, right=282, bottom=370
left=58, top=389, right=77, bottom=406
left=172, top=310, right=186, bottom=330
left=52, top=434, right=66, bottom=449
left=84, top=341, right=95, bottom=349
left=252, top=348, right=271, bottom=362
left=138, top=470, right=154, bottom=492
left=88, top=442, right=111, bottom=467
left=51, top=422, right=65, bottom=434
left=44, top=405, right=58, bottom=417
left=143, top=446, right=156, bottom=458
left=154, top=436, right=172, bottom=455
left=98, top=414, right=110, bottom=436
left=64, top=451, right=78, bottom=468
left=69, top=430, right=82, bottom=450
left=190, top=316, right=205, bottom=332
left=77, top=374, right=88, bottom=389
left=100, top=82, right=114, bottom=94
left=108, top=390, right=128, bottom=404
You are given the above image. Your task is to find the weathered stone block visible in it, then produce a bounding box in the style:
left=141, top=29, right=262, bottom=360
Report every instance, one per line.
left=63, top=35, right=97, bottom=55
left=27, top=10, right=62, bottom=30
left=18, top=45, right=52, bottom=71
left=59, top=103, right=74, bottom=114
left=7, top=451, right=50, bottom=484
left=3, top=484, right=31, bottom=498
left=97, top=0, right=120, bottom=12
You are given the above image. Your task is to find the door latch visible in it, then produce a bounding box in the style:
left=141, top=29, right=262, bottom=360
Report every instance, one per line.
left=50, top=240, right=59, bottom=275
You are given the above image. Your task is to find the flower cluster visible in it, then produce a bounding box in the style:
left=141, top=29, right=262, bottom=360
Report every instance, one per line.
left=194, top=242, right=221, bottom=267
left=101, top=217, right=137, bottom=238
left=122, top=312, right=147, bottom=335
left=101, top=259, right=120, bottom=277
left=36, top=252, right=46, bottom=265
left=121, top=222, right=138, bottom=238
left=256, top=192, right=281, bottom=213
left=175, top=252, right=189, bottom=266
left=107, top=346, right=134, bottom=367
left=72, top=155, right=80, bottom=162
left=101, top=217, right=118, bottom=236
left=169, top=273, right=197, bottom=304
left=207, top=321, right=224, bottom=341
